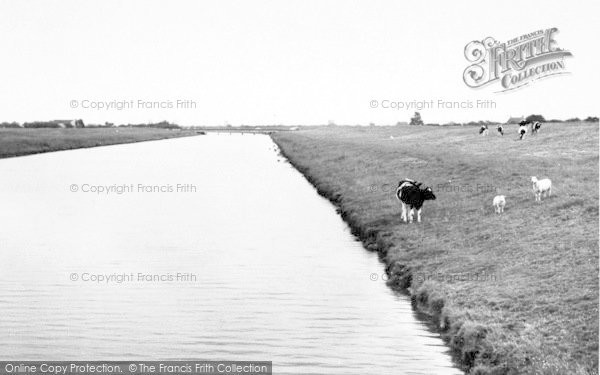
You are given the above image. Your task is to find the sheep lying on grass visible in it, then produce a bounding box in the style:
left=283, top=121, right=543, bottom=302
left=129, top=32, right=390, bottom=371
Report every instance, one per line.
left=531, top=176, right=552, bottom=201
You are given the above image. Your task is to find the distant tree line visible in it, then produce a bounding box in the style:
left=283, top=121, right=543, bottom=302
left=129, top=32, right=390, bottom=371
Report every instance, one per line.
left=1, top=120, right=181, bottom=129
left=0, top=122, right=21, bottom=128
left=398, top=112, right=599, bottom=127
left=0, top=120, right=85, bottom=128
left=20, top=119, right=84, bottom=128
left=524, top=115, right=598, bottom=123
left=118, top=121, right=180, bottom=129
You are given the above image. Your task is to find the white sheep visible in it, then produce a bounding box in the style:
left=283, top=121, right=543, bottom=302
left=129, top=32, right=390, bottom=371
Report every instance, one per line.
left=531, top=176, right=552, bottom=201
left=493, top=195, right=506, bottom=213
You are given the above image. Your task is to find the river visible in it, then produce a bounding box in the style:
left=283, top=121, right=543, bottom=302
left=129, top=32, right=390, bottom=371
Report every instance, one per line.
left=0, top=133, right=462, bottom=374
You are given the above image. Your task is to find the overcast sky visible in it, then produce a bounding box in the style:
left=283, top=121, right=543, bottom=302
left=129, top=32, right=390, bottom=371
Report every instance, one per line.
left=0, top=0, right=597, bottom=126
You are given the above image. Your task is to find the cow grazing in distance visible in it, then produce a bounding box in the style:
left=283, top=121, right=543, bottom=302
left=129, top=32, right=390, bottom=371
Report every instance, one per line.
left=497, top=125, right=504, bottom=136
left=518, top=120, right=529, bottom=140
left=479, top=125, right=489, bottom=136
left=532, top=121, right=542, bottom=134
left=396, top=179, right=436, bottom=223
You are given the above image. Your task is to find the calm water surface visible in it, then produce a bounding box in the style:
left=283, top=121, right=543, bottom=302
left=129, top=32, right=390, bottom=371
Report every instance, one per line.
left=0, top=134, right=462, bottom=374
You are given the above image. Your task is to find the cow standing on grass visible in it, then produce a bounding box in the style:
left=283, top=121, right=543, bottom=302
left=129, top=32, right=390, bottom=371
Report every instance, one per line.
left=532, top=121, right=542, bottom=134
left=396, top=179, right=436, bottom=223
left=497, top=125, right=504, bottom=136
left=479, top=125, right=489, bottom=136
left=518, top=120, right=529, bottom=140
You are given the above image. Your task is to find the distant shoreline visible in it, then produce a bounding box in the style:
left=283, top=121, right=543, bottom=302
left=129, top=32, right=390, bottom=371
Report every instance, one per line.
left=0, top=128, right=203, bottom=159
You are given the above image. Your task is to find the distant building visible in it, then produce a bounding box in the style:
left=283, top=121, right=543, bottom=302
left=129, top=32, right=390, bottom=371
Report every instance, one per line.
left=59, top=119, right=84, bottom=128
left=41, top=119, right=85, bottom=128
left=506, top=116, right=524, bottom=124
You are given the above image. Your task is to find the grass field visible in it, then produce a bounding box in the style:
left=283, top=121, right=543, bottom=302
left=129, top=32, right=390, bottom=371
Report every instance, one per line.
left=0, top=128, right=201, bottom=159
left=272, top=122, right=599, bottom=375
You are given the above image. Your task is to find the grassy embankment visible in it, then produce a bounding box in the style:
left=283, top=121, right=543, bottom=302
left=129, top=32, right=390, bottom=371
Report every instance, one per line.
left=0, top=128, right=201, bottom=159
left=271, top=122, right=599, bottom=375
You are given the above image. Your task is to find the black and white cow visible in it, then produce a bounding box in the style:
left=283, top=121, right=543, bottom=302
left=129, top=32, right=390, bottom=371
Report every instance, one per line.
left=479, top=125, right=488, bottom=136
left=395, top=179, right=436, bottom=223
left=532, top=121, right=542, bottom=134
left=497, top=125, right=504, bottom=136
left=518, top=120, right=529, bottom=140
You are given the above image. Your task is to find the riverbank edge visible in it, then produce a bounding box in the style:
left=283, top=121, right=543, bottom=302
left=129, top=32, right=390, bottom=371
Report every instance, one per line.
left=0, top=130, right=202, bottom=159
left=271, top=135, right=515, bottom=375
